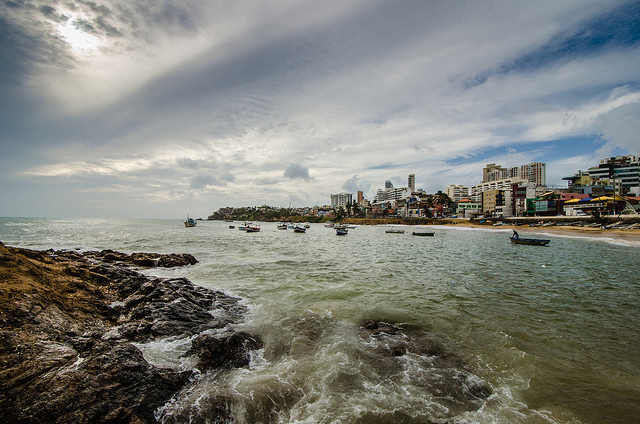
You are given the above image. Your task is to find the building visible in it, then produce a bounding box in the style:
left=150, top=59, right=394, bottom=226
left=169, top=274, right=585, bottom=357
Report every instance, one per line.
left=520, top=162, right=546, bottom=186
left=482, top=163, right=519, bottom=183
left=455, top=199, right=482, bottom=218
left=408, top=174, right=415, bottom=193
left=330, top=193, right=353, bottom=208
left=357, top=191, right=364, bottom=205
left=588, top=155, right=639, bottom=195
left=471, top=177, right=526, bottom=202
left=374, top=175, right=413, bottom=203
left=445, top=184, right=469, bottom=203
left=482, top=189, right=512, bottom=216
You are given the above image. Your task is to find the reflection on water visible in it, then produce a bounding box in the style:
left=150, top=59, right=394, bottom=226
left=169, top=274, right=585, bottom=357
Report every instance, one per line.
left=2, top=218, right=639, bottom=423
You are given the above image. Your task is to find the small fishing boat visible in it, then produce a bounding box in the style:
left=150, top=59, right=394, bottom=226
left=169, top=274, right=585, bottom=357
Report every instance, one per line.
left=229, top=225, right=235, bottom=229
left=277, top=223, right=287, bottom=230
left=184, top=216, right=197, bottom=227
left=336, top=228, right=348, bottom=235
left=324, top=223, right=334, bottom=228
left=246, top=223, right=261, bottom=232
left=293, top=226, right=306, bottom=233
left=412, top=231, right=434, bottom=236
left=385, top=229, right=405, bottom=234
left=509, top=237, right=550, bottom=246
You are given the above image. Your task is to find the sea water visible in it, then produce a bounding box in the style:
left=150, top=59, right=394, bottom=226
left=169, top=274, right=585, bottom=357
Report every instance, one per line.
left=1, top=218, right=639, bottom=423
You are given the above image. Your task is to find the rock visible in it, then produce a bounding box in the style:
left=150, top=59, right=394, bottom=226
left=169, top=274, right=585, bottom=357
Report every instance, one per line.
left=192, top=331, right=263, bottom=371
left=0, top=243, right=261, bottom=424
left=358, top=320, right=492, bottom=413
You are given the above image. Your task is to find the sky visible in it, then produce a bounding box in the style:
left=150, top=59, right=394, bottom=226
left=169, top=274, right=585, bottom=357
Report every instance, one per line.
left=1, top=0, right=640, bottom=219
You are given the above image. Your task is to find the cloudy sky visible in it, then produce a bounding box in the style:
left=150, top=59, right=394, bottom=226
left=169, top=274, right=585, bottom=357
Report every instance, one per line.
left=1, top=0, right=639, bottom=218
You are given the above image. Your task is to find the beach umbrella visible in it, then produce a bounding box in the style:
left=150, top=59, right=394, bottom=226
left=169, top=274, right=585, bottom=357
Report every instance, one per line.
left=563, top=198, right=580, bottom=203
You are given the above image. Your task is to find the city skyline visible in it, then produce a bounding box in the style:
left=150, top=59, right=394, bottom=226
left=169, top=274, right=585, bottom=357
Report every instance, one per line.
left=1, top=1, right=640, bottom=219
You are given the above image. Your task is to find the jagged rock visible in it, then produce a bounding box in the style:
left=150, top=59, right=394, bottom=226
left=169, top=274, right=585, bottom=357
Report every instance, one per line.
left=0, top=243, right=261, bottom=424
left=192, top=331, right=263, bottom=371
left=83, top=249, right=198, bottom=268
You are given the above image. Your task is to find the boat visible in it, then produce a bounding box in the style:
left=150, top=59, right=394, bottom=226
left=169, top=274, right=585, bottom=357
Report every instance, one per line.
left=229, top=225, right=235, bottom=229
left=345, top=225, right=356, bottom=229
left=304, top=224, right=310, bottom=228
left=324, top=223, right=334, bottom=228
left=277, top=223, right=288, bottom=230
left=246, top=223, right=261, bottom=232
left=509, top=237, right=550, bottom=246
left=412, top=231, right=434, bottom=236
left=385, top=229, right=405, bottom=234
left=293, top=225, right=306, bottom=233
left=184, top=216, right=197, bottom=227
left=335, top=224, right=348, bottom=235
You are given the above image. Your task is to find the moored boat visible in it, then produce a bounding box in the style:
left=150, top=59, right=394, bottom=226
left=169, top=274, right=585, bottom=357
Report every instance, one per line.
left=246, top=223, right=261, bottom=232
left=184, top=216, right=197, bottom=227
left=509, top=237, right=550, bottom=246
left=293, top=226, right=306, bottom=233
left=385, top=229, right=405, bottom=234
left=277, top=223, right=287, bottom=230
left=412, top=231, right=434, bottom=236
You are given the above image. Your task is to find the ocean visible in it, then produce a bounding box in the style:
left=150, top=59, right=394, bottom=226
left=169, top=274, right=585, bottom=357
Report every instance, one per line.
left=1, top=217, right=639, bottom=423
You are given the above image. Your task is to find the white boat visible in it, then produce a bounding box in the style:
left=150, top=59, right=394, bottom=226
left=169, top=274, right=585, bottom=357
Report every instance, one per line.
left=385, top=229, right=405, bottom=234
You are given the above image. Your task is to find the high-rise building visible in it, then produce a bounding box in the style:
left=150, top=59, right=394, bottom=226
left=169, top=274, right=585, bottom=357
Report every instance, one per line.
left=357, top=191, right=364, bottom=204
left=445, top=184, right=469, bottom=202
left=330, top=193, right=353, bottom=208
left=483, top=164, right=517, bottom=183
left=385, top=180, right=393, bottom=189
left=408, top=174, right=415, bottom=193
left=519, top=162, right=546, bottom=186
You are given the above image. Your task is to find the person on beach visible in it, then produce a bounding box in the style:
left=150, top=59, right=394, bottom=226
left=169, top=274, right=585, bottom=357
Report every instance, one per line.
left=512, top=229, right=519, bottom=239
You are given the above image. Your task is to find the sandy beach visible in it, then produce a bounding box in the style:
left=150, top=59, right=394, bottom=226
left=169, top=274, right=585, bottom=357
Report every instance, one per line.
left=447, top=220, right=640, bottom=242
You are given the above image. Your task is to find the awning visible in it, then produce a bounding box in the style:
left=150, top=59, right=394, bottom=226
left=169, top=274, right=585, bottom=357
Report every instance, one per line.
left=563, top=198, right=580, bottom=203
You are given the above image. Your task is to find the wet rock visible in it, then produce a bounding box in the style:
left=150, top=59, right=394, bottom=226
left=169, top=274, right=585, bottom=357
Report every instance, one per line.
left=358, top=320, right=492, bottom=414
left=84, top=249, right=198, bottom=268
left=192, top=331, right=263, bottom=371
left=0, top=243, right=259, bottom=424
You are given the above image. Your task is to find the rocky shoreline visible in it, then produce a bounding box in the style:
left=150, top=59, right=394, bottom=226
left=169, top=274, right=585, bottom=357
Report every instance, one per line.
left=0, top=242, right=262, bottom=424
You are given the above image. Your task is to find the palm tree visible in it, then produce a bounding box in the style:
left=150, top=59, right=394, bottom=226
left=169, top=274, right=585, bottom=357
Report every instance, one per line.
left=345, top=201, right=352, bottom=217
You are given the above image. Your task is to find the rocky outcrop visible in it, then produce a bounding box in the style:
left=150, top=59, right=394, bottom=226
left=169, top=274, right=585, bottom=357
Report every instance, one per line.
left=359, top=320, right=492, bottom=412
left=0, top=243, right=260, bottom=424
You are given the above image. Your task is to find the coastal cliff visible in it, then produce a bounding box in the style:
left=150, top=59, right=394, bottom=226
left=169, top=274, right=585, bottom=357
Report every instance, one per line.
left=0, top=242, right=261, bottom=423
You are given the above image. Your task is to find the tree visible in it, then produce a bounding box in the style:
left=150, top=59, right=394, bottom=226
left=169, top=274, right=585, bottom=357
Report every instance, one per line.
left=352, top=201, right=361, bottom=218
left=423, top=197, right=435, bottom=218
left=436, top=191, right=453, bottom=217
left=334, top=207, right=346, bottom=221
left=345, top=201, right=352, bottom=217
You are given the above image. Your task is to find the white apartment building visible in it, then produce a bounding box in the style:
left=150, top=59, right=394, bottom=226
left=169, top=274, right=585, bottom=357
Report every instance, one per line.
left=330, top=193, right=353, bottom=208
left=445, top=184, right=469, bottom=202
left=471, top=177, right=527, bottom=202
